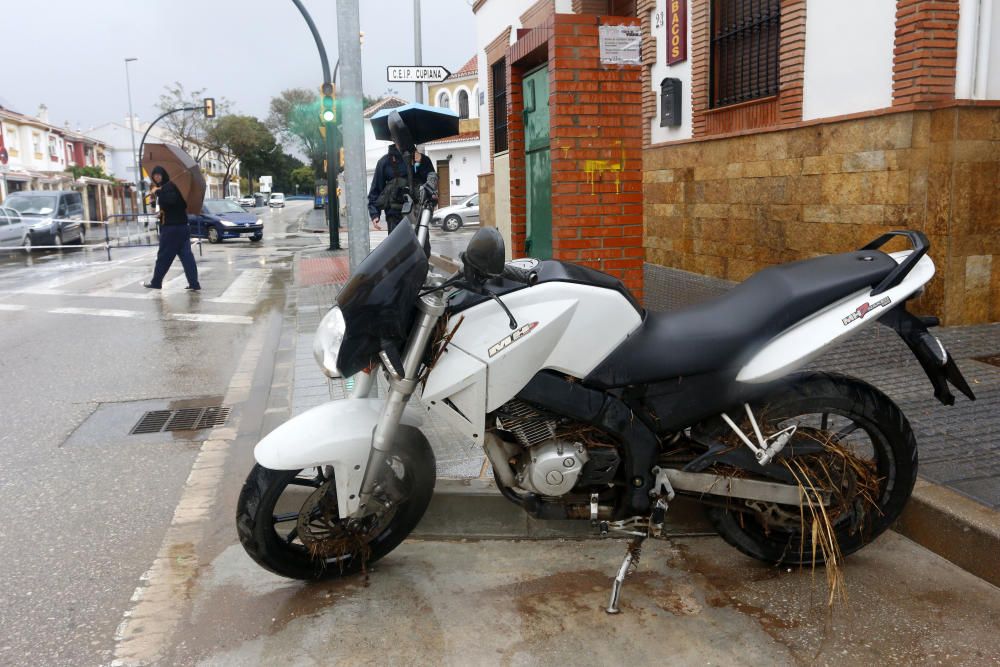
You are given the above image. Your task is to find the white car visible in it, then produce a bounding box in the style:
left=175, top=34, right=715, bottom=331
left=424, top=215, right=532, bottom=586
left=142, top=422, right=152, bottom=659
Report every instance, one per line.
left=268, top=193, right=286, bottom=208
left=0, top=207, right=30, bottom=248
left=431, top=194, right=480, bottom=232
left=238, top=195, right=256, bottom=207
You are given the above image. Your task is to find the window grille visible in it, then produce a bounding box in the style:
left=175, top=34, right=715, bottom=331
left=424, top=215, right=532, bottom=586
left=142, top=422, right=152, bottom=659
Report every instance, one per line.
left=710, top=0, right=781, bottom=109
left=491, top=59, right=508, bottom=153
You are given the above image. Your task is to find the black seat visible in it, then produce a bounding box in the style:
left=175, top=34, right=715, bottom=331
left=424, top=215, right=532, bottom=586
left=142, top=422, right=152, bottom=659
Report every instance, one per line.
left=586, top=250, right=898, bottom=388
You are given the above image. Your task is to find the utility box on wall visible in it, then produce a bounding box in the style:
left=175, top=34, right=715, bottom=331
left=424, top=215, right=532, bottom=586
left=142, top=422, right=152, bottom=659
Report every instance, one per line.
left=660, top=78, right=682, bottom=127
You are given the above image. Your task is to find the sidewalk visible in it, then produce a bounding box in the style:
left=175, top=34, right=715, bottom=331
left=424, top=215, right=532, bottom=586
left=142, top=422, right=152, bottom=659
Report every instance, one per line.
left=278, top=208, right=999, bottom=582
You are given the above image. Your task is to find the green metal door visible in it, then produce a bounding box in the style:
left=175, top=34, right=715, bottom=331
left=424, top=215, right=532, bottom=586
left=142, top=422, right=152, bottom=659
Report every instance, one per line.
left=523, top=67, right=551, bottom=259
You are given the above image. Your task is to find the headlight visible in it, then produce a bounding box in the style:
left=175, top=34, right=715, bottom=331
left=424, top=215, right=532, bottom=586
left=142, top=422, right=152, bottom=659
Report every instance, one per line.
left=221, top=220, right=236, bottom=227
left=313, top=306, right=346, bottom=378
left=256, top=218, right=262, bottom=225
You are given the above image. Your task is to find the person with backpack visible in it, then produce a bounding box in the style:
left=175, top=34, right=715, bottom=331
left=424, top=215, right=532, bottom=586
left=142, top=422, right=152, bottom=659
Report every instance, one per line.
left=368, top=144, right=434, bottom=233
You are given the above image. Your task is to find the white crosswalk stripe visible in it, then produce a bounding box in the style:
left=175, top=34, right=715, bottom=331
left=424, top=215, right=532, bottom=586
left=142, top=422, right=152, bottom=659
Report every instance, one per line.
left=207, top=268, right=271, bottom=304
left=0, top=304, right=27, bottom=311
left=49, top=307, right=143, bottom=319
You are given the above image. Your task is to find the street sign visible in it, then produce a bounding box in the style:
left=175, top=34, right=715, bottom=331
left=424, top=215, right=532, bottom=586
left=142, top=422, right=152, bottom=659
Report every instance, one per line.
left=386, top=66, right=451, bottom=83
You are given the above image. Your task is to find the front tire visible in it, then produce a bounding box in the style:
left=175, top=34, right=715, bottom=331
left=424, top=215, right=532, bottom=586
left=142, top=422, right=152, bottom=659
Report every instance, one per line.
left=706, top=372, right=917, bottom=565
left=250, top=233, right=263, bottom=242
left=236, top=426, right=436, bottom=580
left=208, top=226, right=222, bottom=244
left=442, top=215, right=462, bottom=232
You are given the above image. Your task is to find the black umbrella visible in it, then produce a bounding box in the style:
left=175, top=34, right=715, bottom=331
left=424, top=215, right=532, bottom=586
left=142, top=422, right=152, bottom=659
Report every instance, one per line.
left=370, top=103, right=460, bottom=146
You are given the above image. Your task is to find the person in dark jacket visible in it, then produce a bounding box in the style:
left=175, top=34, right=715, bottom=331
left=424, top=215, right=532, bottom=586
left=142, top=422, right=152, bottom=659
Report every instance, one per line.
left=367, top=144, right=434, bottom=233
left=143, top=165, right=201, bottom=291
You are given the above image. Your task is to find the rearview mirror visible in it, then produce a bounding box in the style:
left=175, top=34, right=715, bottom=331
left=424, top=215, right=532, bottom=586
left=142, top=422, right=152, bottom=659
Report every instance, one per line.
left=462, top=227, right=505, bottom=278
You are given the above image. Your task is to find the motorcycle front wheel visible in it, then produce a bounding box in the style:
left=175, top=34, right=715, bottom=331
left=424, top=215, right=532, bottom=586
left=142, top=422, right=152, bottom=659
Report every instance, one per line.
left=706, top=372, right=917, bottom=566
left=236, top=426, right=435, bottom=580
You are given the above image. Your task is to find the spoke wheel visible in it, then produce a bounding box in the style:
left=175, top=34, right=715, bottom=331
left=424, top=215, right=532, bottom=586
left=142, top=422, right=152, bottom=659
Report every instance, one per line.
left=705, top=372, right=917, bottom=566
left=237, top=426, right=435, bottom=580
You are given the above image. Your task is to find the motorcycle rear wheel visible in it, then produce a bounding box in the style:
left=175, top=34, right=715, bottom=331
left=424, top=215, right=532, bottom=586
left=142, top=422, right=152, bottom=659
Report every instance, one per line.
left=706, top=372, right=917, bottom=566
left=236, top=426, right=435, bottom=580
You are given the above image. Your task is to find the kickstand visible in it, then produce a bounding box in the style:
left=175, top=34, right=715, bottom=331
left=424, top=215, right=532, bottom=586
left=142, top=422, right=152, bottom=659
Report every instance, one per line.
left=606, top=535, right=645, bottom=614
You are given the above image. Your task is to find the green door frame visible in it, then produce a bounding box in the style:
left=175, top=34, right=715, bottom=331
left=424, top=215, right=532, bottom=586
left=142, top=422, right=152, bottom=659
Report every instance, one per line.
left=523, top=65, right=552, bottom=259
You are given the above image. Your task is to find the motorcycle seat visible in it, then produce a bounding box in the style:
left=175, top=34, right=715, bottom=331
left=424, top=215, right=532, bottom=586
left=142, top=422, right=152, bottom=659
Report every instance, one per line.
left=585, top=250, right=899, bottom=388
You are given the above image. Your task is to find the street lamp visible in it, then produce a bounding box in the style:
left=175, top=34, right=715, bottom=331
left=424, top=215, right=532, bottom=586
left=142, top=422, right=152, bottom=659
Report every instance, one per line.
left=124, top=57, right=139, bottom=204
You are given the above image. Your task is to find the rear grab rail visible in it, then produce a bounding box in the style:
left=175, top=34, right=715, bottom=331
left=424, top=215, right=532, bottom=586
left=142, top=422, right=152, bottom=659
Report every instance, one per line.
left=861, top=230, right=929, bottom=296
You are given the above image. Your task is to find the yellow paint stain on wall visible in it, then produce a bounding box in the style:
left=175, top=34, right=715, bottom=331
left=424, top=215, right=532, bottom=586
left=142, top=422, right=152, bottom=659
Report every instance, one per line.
left=583, top=143, right=627, bottom=195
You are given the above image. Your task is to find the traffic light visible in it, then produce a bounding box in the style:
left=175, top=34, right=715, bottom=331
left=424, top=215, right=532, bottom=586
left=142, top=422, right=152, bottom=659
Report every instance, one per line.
left=320, top=83, right=335, bottom=123
left=204, top=97, right=216, bottom=118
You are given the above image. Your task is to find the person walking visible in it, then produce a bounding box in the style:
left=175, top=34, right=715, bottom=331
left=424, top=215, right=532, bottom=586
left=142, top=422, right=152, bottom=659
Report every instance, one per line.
left=143, top=165, right=200, bottom=291
left=368, top=144, right=434, bottom=233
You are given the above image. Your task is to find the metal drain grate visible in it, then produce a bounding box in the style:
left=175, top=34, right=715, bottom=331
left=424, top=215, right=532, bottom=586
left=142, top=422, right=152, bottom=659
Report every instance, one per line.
left=130, top=406, right=230, bottom=435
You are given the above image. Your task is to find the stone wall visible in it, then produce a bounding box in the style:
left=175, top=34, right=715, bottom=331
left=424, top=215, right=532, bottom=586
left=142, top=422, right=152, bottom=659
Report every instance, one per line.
left=478, top=172, right=495, bottom=228
left=643, top=105, right=1000, bottom=324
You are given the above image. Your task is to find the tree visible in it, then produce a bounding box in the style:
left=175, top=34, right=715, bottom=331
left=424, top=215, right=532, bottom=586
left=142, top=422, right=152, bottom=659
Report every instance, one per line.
left=206, top=115, right=276, bottom=195
left=155, top=82, right=229, bottom=162
left=290, top=166, right=316, bottom=194
left=267, top=89, right=325, bottom=173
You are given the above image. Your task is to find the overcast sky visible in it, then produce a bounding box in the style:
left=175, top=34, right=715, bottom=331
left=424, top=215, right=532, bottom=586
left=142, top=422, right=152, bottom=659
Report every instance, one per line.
left=3, top=0, right=477, bottom=131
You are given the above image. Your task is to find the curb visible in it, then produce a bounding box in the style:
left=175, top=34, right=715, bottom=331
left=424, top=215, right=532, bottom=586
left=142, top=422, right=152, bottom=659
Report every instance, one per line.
left=416, top=478, right=1000, bottom=587
left=413, top=478, right=714, bottom=540
left=895, top=479, right=1000, bottom=587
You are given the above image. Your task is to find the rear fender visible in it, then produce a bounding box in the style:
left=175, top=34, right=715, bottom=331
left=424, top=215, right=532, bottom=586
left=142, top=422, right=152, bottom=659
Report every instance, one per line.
left=254, top=398, right=424, bottom=516
left=879, top=307, right=976, bottom=405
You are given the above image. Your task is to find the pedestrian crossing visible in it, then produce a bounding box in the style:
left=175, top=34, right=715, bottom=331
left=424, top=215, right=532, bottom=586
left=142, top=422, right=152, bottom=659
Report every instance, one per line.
left=0, top=258, right=274, bottom=326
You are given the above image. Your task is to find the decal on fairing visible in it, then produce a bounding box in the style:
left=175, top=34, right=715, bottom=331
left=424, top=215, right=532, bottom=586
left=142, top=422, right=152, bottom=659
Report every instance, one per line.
left=842, top=296, right=892, bottom=326
left=488, top=321, right=539, bottom=357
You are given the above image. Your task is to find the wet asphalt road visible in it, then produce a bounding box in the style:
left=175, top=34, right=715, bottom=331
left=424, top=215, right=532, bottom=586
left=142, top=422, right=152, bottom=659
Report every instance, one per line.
left=0, top=201, right=318, bottom=666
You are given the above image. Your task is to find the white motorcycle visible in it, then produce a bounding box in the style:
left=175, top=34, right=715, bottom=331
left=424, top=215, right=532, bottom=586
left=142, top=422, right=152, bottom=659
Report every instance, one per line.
left=236, top=111, right=974, bottom=612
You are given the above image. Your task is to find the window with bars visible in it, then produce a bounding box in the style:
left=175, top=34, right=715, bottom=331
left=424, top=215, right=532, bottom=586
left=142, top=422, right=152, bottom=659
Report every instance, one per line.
left=710, top=0, right=781, bottom=109
left=458, top=90, right=470, bottom=119
left=491, top=59, right=508, bottom=153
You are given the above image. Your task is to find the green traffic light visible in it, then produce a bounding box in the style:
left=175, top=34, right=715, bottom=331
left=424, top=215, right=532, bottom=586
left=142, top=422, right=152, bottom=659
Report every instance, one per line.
left=322, top=109, right=335, bottom=122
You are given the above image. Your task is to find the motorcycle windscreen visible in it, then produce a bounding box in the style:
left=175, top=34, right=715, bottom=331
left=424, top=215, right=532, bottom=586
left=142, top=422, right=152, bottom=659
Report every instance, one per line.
left=335, top=221, right=429, bottom=377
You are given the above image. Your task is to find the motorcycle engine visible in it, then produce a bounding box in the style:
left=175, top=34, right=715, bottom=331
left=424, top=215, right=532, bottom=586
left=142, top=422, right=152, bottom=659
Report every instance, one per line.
left=496, top=400, right=619, bottom=497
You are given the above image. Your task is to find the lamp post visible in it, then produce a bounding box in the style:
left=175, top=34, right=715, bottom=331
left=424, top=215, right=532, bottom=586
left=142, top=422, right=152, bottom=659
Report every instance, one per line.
left=124, top=57, right=139, bottom=208
left=290, top=0, right=341, bottom=251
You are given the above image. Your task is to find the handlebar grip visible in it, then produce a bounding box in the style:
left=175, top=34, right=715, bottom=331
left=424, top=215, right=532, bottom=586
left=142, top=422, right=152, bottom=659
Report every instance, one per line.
left=501, top=264, right=538, bottom=285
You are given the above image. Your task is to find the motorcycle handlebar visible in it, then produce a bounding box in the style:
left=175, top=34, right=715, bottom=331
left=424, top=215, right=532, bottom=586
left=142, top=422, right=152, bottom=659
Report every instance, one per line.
left=501, top=264, right=538, bottom=286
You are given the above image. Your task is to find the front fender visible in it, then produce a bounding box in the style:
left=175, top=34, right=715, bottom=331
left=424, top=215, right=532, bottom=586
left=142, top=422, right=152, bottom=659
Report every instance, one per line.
left=254, top=398, right=424, bottom=516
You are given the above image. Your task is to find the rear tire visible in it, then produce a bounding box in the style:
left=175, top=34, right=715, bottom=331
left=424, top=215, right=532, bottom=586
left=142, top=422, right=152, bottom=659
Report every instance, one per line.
left=442, top=215, right=462, bottom=232
left=706, top=372, right=917, bottom=565
left=236, top=426, right=436, bottom=580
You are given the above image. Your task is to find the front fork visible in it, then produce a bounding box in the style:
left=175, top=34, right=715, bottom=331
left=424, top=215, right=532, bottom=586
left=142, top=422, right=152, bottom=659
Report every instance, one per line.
left=355, top=282, right=445, bottom=515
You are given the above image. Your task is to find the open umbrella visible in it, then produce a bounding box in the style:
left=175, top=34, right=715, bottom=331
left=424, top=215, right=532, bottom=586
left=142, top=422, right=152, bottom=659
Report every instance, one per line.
left=142, top=143, right=206, bottom=214
left=370, top=103, right=459, bottom=146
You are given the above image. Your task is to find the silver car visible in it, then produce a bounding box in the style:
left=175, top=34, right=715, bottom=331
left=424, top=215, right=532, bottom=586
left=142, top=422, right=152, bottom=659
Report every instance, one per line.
left=0, top=207, right=30, bottom=248
left=432, top=194, right=479, bottom=232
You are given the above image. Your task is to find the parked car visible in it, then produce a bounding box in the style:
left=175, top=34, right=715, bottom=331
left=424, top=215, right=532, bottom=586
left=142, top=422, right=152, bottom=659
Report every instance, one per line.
left=268, top=192, right=286, bottom=208
left=431, top=193, right=480, bottom=232
left=237, top=195, right=256, bottom=208
left=0, top=207, right=30, bottom=248
left=188, top=198, right=263, bottom=244
left=2, top=190, right=85, bottom=246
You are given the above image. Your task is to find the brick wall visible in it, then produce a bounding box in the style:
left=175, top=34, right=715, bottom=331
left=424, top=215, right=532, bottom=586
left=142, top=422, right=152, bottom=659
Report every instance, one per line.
left=893, top=0, right=959, bottom=106
left=546, top=14, right=645, bottom=296
left=642, top=106, right=1000, bottom=325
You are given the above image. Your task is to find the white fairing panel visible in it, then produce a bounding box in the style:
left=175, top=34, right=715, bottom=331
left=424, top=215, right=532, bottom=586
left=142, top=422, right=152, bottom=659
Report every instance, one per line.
left=254, top=399, right=424, bottom=516
left=423, top=282, right=642, bottom=417
left=421, top=345, right=488, bottom=445
left=737, top=251, right=935, bottom=383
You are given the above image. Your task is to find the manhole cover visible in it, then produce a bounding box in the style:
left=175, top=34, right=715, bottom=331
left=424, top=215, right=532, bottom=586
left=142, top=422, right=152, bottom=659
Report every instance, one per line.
left=131, top=406, right=230, bottom=435
left=974, top=355, right=1000, bottom=368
